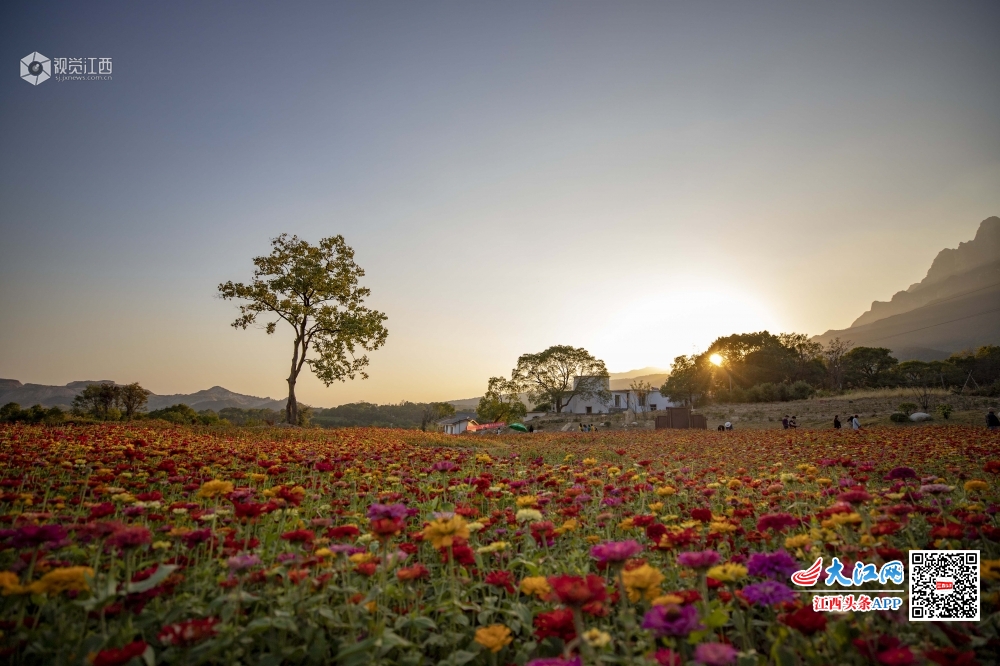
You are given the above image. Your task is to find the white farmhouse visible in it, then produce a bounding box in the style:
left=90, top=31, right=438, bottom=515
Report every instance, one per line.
left=438, top=416, right=476, bottom=435
left=561, top=376, right=678, bottom=415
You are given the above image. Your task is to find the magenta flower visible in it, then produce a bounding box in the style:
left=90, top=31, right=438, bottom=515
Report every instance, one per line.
left=590, top=540, right=643, bottom=564
left=642, top=604, right=703, bottom=637
left=756, top=513, right=800, bottom=532
left=883, top=466, right=917, bottom=481
left=694, top=642, right=738, bottom=666
left=837, top=490, right=872, bottom=504
left=742, top=580, right=797, bottom=606
left=677, top=549, right=721, bottom=569
left=746, top=550, right=799, bottom=580
left=8, top=524, right=67, bottom=549
left=227, top=553, right=261, bottom=571
left=366, top=503, right=409, bottom=521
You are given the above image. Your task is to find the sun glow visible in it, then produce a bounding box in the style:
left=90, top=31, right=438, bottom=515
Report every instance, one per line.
left=709, top=353, right=724, bottom=366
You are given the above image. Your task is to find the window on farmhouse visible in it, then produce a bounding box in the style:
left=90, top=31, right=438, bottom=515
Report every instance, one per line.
left=586, top=406, right=592, bottom=414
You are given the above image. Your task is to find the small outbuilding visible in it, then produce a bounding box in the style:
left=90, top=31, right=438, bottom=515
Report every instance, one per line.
left=439, top=416, right=477, bottom=435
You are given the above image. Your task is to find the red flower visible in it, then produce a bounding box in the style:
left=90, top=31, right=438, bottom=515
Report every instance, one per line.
left=396, top=563, right=430, bottom=581
left=930, top=524, right=963, bottom=540
left=756, top=513, right=799, bottom=532
left=779, top=606, right=827, bottom=636
left=485, top=570, right=516, bottom=594
left=90, top=640, right=147, bottom=666
left=106, top=526, right=152, bottom=551
left=533, top=608, right=576, bottom=642
left=369, top=518, right=405, bottom=539
left=690, top=508, right=712, bottom=522
left=326, top=525, right=360, bottom=540
left=280, top=529, right=315, bottom=543
left=233, top=502, right=277, bottom=519
left=877, top=647, right=915, bottom=666
left=530, top=521, right=557, bottom=546
left=547, top=574, right=607, bottom=607
left=89, top=503, right=115, bottom=520
left=158, top=617, right=220, bottom=647
left=354, top=562, right=377, bottom=577
left=439, top=538, right=475, bottom=565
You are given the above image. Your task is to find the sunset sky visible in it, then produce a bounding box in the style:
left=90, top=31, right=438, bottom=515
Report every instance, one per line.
left=2, top=1, right=999, bottom=407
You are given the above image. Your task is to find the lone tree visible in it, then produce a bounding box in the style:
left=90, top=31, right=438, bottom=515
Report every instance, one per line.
left=512, top=345, right=609, bottom=414
left=629, top=379, right=652, bottom=414
left=119, top=382, right=152, bottom=421
left=72, top=383, right=121, bottom=420
left=219, top=234, right=388, bottom=425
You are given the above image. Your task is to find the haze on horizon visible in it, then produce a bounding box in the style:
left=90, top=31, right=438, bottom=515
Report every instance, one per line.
left=2, top=1, right=999, bottom=408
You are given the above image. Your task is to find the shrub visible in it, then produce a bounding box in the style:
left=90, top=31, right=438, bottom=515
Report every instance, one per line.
left=897, top=402, right=919, bottom=415
left=889, top=412, right=909, bottom=423
left=935, top=404, right=953, bottom=420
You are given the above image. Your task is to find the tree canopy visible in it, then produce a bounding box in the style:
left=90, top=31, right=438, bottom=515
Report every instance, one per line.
left=476, top=376, right=527, bottom=424
left=512, top=345, right=609, bottom=413
left=219, top=234, right=388, bottom=425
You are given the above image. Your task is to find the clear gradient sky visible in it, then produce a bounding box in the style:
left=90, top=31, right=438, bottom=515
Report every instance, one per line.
left=2, top=1, right=999, bottom=407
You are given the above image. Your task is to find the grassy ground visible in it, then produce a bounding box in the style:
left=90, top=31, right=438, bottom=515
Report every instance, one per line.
left=526, top=389, right=1000, bottom=432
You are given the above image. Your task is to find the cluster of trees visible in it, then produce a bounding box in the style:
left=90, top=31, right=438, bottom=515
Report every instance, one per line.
left=476, top=345, right=610, bottom=423
left=0, top=403, right=66, bottom=425
left=311, top=401, right=454, bottom=430
left=661, top=331, right=1000, bottom=407
left=71, top=382, right=152, bottom=420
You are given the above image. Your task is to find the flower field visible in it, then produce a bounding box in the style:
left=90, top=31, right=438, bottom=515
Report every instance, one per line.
left=1, top=424, right=999, bottom=666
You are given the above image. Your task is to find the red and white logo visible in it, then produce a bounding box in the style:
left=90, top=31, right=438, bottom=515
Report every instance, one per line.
left=934, top=577, right=954, bottom=595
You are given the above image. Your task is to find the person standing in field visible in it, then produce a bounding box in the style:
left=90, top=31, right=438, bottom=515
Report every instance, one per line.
left=988, top=409, right=1000, bottom=430
left=782, top=415, right=789, bottom=429
left=833, top=415, right=842, bottom=429
left=851, top=414, right=861, bottom=430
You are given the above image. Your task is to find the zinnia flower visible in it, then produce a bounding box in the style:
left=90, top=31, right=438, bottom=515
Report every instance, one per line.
left=746, top=550, right=799, bottom=580
left=547, top=573, right=606, bottom=606
left=756, top=513, right=799, bottom=532
left=706, top=563, right=748, bottom=583
left=622, top=564, right=665, bottom=602
left=742, top=580, right=797, bottom=606
left=520, top=576, right=552, bottom=598
left=590, top=539, right=642, bottom=565
left=474, top=624, right=513, bottom=653
left=158, top=617, right=220, bottom=647
left=89, top=640, right=148, bottom=666
left=642, top=604, right=702, bottom=637
left=422, top=515, right=470, bottom=549
left=694, top=642, right=738, bottom=666
left=677, top=550, right=721, bottom=570
left=28, top=566, right=93, bottom=595
left=197, top=479, right=234, bottom=499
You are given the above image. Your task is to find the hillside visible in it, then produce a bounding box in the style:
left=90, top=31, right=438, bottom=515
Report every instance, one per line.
left=815, top=216, right=1000, bottom=357
left=0, top=380, right=285, bottom=412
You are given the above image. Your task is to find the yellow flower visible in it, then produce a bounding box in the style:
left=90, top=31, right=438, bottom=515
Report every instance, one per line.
left=422, top=516, right=470, bottom=549
left=825, top=512, right=862, bottom=528
left=0, top=571, right=28, bottom=596
left=618, top=518, right=635, bottom=530
left=197, top=479, right=234, bottom=499
left=250, top=473, right=267, bottom=483
left=648, top=502, right=664, bottom=512
left=706, top=563, right=747, bottom=583
left=111, top=493, right=136, bottom=503
left=816, top=478, right=832, bottom=487
left=727, top=479, right=743, bottom=490
left=28, top=566, right=93, bottom=595
left=556, top=519, right=579, bottom=534
left=622, top=564, right=664, bottom=602
left=656, top=485, right=676, bottom=496
left=708, top=521, right=737, bottom=535
left=516, top=496, right=538, bottom=508
left=582, top=628, right=611, bottom=648
left=476, top=454, right=494, bottom=464
left=964, top=480, right=989, bottom=493
left=477, top=541, right=510, bottom=554
left=607, top=467, right=621, bottom=477
left=784, top=534, right=811, bottom=550
left=651, top=594, right=685, bottom=606
left=515, top=509, right=542, bottom=524
left=474, top=624, right=513, bottom=653
left=349, top=552, right=376, bottom=564
left=520, top=576, right=552, bottom=598
left=314, top=548, right=333, bottom=558
left=585, top=535, right=601, bottom=544
left=152, top=541, right=171, bottom=550
left=583, top=458, right=598, bottom=466
left=982, top=559, right=1000, bottom=582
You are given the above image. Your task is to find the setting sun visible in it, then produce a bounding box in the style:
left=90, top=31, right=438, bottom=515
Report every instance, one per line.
left=709, top=353, right=724, bottom=366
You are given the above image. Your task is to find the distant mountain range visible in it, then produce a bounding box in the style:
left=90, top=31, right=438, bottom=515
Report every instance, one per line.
left=0, top=380, right=287, bottom=412
left=814, top=216, right=1000, bottom=360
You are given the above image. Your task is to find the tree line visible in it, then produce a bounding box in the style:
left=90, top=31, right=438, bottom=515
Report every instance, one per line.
left=661, top=331, right=1000, bottom=407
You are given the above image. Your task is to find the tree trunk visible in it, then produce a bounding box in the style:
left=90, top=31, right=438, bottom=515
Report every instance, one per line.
left=286, top=339, right=301, bottom=425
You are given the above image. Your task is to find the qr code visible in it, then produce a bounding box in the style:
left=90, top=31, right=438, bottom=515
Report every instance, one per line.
left=909, top=550, right=979, bottom=621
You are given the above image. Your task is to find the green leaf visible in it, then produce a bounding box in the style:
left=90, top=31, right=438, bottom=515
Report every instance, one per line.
left=126, top=565, right=178, bottom=594
left=704, top=607, right=730, bottom=629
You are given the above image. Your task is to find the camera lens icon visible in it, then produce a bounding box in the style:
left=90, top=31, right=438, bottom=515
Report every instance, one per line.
left=20, top=52, right=51, bottom=85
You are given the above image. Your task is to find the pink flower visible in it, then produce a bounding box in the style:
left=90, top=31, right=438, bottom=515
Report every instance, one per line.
left=694, top=642, right=738, bottom=666
left=677, top=550, right=721, bottom=569
left=590, top=540, right=643, bottom=565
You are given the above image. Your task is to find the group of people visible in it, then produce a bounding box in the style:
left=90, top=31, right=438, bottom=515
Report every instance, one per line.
left=833, top=414, right=861, bottom=430
left=578, top=423, right=598, bottom=432
left=781, top=415, right=799, bottom=429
